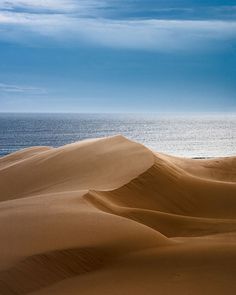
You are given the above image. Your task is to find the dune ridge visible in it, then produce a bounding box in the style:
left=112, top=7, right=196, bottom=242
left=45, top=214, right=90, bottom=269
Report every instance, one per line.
left=0, top=135, right=236, bottom=295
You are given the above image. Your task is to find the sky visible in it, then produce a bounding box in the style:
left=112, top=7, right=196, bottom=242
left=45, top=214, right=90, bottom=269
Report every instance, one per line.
left=0, top=0, right=235, bottom=112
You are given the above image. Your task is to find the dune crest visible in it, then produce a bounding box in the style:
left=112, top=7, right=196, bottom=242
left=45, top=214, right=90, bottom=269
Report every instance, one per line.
left=0, top=135, right=154, bottom=201
left=0, top=135, right=236, bottom=295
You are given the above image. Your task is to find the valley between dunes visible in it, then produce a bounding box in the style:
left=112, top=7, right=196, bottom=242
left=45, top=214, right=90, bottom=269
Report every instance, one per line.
left=0, top=135, right=236, bottom=295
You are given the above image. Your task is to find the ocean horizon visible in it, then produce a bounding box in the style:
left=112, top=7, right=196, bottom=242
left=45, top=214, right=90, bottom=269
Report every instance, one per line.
left=1, top=112, right=236, bottom=158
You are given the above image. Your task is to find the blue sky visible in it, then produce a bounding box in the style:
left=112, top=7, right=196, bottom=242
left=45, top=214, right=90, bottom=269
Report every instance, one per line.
left=0, top=0, right=235, bottom=112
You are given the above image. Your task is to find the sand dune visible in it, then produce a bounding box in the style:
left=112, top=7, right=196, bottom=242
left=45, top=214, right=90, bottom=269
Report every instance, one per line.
left=0, top=136, right=154, bottom=201
left=0, top=135, right=236, bottom=294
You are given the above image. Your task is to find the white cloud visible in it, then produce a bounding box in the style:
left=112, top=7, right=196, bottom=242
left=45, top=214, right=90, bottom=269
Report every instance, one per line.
left=0, top=2, right=236, bottom=51
left=1, top=0, right=77, bottom=11
left=0, top=83, right=46, bottom=94
left=0, top=10, right=236, bottom=51
left=0, top=0, right=106, bottom=14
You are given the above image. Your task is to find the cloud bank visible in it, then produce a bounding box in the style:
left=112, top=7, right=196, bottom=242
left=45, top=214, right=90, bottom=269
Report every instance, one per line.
left=0, top=1, right=235, bottom=51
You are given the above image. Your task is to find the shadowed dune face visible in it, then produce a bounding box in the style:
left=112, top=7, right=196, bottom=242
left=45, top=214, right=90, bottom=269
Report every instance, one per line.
left=85, top=156, right=236, bottom=237
left=86, top=155, right=236, bottom=218
left=0, top=135, right=236, bottom=295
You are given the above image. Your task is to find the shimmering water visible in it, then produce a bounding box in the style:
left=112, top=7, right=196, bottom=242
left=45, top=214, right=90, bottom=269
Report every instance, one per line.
left=0, top=113, right=236, bottom=158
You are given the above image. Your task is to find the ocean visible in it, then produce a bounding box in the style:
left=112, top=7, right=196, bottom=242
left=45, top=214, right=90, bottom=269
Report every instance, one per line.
left=0, top=113, right=236, bottom=158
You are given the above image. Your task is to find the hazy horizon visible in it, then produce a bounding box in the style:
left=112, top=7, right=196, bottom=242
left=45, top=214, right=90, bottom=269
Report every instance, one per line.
left=1, top=112, right=235, bottom=158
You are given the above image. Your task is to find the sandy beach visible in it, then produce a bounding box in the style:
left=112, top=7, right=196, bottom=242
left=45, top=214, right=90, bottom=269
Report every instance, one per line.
left=0, top=135, right=236, bottom=295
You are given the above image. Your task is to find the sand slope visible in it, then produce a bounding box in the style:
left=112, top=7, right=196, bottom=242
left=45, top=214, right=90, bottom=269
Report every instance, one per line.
left=0, top=135, right=236, bottom=295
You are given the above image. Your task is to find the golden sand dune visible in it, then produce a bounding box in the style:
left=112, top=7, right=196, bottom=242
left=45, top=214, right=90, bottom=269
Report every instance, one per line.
left=0, top=135, right=236, bottom=295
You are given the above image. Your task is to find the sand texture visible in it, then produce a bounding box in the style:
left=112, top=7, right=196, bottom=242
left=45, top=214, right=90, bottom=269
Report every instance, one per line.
left=0, top=135, right=236, bottom=295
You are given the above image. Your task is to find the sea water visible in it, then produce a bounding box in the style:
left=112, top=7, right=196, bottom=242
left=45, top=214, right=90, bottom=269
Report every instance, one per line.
left=0, top=113, right=236, bottom=158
